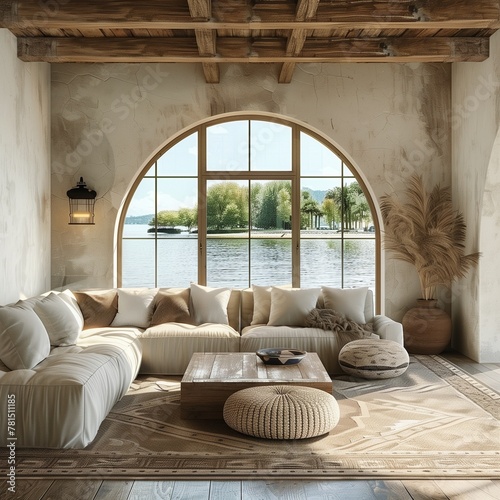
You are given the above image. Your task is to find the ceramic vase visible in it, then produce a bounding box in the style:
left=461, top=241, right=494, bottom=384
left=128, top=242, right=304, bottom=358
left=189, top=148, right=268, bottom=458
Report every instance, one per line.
left=402, top=299, right=452, bottom=354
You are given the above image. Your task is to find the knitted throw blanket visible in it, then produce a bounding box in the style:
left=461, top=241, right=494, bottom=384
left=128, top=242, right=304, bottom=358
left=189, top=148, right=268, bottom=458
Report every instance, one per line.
left=305, top=308, right=373, bottom=337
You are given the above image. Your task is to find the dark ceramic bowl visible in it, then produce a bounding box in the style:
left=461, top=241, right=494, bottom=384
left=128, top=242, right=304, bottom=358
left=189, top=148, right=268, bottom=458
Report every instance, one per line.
left=256, top=348, right=307, bottom=365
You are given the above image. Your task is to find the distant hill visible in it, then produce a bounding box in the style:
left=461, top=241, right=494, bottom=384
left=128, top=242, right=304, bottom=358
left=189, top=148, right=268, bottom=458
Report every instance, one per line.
left=125, top=214, right=153, bottom=225
left=302, top=188, right=327, bottom=203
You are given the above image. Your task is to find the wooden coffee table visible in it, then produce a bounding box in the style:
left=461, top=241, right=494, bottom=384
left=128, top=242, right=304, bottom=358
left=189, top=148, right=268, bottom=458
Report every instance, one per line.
left=181, top=352, right=333, bottom=419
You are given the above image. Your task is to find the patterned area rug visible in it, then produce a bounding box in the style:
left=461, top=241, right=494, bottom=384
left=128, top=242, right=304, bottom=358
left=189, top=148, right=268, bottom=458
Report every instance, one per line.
left=8, top=355, right=500, bottom=480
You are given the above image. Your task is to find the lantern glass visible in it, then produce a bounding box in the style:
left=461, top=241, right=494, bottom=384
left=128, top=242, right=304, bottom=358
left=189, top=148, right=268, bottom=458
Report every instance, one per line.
left=67, top=177, right=97, bottom=225
left=69, top=198, right=95, bottom=224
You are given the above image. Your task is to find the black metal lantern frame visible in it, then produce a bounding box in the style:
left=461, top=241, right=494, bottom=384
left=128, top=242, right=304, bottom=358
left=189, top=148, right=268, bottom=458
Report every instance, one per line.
left=67, top=177, right=97, bottom=225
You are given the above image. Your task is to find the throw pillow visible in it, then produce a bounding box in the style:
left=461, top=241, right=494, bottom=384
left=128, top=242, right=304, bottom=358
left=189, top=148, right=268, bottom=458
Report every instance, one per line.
left=150, top=288, right=195, bottom=326
left=0, top=306, right=50, bottom=370
left=250, top=284, right=291, bottom=325
left=268, top=287, right=321, bottom=326
left=74, top=290, right=118, bottom=329
left=190, top=283, right=231, bottom=325
left=33, top=292, right=82, bottom=346
left=321, top=286, right=368, bottom=324
left=58, top=289, right=85, bottom=331
left=111, top=288, right=159, bottom=328
left=251, top=284, right=272, bottom=325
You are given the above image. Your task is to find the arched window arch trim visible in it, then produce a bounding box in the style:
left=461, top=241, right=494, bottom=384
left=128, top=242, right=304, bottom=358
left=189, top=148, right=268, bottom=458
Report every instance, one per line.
left=116, top=112, right=382, bottom=313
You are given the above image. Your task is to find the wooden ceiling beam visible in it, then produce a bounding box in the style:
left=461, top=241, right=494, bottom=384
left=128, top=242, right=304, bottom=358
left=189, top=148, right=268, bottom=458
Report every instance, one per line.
left=18, top=36, right=489, bottom=63
left=2, top=0, right=499, bottom=30
left=187, top=0, right=219, bottom=84
left=279, top=0, right=320, bottom=84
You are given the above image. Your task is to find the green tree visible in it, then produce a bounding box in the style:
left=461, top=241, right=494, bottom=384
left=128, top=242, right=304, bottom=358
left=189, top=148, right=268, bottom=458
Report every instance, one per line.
left=325, top=183, right=366, bottom=230
left=321, top=198, right=337, bottom=229
left=151, top=210, right=179, bottom=227
left=348, top=183, right=370, bottom=229
left=250, top=182, right=263, bottom=228
left=207, top=182, right=248, bottom=230
left=301, top=191, right=322, bottom=229
left=255, top=181, right=291, bottom=229
left=277, top=187, right=292, bottom=228
left=177, top=207, right=197, bottom=231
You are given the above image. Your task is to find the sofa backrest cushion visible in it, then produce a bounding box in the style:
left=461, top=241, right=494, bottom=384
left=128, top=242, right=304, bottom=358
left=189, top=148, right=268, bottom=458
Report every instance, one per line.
left=0, top=306, right=51, bottom=370
left=74, top=290, right=118, bottom=329
left=321, top=286, right=370, bottom=324
left=111, top=288, right=159, bottom=328
left=267, top=287, right=322, bottom=327
left=33, top=292, right=83, bottom=346
left=241, top=287, right=375, bottom=329
left=151, top=288, right=195, bottom=326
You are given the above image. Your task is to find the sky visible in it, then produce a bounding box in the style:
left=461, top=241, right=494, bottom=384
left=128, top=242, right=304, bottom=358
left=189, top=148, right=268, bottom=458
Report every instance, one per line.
left=126, top=122, right=351, bottom=217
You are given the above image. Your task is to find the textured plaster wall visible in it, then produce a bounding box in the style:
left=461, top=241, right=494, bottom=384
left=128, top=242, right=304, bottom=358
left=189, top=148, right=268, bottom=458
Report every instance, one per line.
left=0, top=29, right=51, bottom=304
left=452, top=30, right=500, bottom=362
left=51, top=62, right=451, bottom=319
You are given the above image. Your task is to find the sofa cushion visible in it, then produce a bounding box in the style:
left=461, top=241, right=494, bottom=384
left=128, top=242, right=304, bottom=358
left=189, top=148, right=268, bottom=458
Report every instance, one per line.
left=0, top=326, right=142, bottom=448
left=140, top=322, right=241, bottom=374
left=74, top=290, right=118, bottom=329
left=190, top=283, right=231, bottom=325
left=33, top=292, right=82, bottom=346
left=321, top=286, right=369, bottom=324
left=0, top=306, right=50, bottom=370
left=150, top=288, right=194, bottom=326
left=268, top=287, right=321, bottom=326
left=111, top=288, right=158, bottom=328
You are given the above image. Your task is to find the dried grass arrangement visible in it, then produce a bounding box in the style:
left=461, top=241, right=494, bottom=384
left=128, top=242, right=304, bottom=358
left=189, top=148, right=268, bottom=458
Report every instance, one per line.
left=380, top=174, right=480, bottom=300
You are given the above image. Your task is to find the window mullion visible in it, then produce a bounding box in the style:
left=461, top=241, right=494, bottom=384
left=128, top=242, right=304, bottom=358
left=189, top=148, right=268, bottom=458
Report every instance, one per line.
left=292, top=125, right=300, bottom=288
left=154, top=162, right=158, bottom=288
left=198, top=126, right=207, bottom=285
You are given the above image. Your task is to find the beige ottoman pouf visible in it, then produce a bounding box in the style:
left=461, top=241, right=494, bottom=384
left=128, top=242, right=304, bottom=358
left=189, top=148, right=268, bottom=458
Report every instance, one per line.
left=338, top=339, right=409, bottom=379
left=223, top=385, right=339, bottom=440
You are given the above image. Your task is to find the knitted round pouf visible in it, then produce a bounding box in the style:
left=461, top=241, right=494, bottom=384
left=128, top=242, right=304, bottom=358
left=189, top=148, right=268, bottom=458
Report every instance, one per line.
left=338, top=339, right=409, bottom=379
left=223, top=385, right=339, bottom=439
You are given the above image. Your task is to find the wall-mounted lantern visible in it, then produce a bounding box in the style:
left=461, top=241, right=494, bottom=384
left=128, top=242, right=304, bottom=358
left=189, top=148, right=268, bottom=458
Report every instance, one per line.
left=67, top=177, right=97, bottom=225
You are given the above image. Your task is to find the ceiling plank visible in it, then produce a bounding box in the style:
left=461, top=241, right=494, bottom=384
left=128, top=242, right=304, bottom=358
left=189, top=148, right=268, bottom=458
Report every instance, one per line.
left=2, top=0, right=499, bottom=30
left=187, top=0, right=219, bottom=83
left=17, top=36, right=489, bottom=63
left=279, top=0, right=320, bottom=83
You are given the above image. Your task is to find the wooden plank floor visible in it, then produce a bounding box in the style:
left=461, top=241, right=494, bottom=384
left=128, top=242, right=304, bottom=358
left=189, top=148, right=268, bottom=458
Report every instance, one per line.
left=7, top=352, right=500, bottom=500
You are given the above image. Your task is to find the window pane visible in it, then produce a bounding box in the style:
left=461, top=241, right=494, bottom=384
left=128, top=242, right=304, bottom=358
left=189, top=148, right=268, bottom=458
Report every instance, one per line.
left=250, top=239, right=292, bottom=285
left=122, top=239, right=156, bottom=287
left=207, top=121, right=249, bottom=171
left=300, top=132, right=342, bottom=176
left=301, top=239, right=342, bottom=288
left=156, top=178, right=198, bottom=231
left=207, top=239, right=249, bottom=288
left=250, top=121, right=292, bottom=171
left=207, top=180, right=249, bottom=232
left=250, top=180, right=291, bottom=232
left=343, top=239, right=376, bottom=289
left=300, top=178, right=341, bottom=231
left=341, top=178, right=372, bottom=233
left=157, top=238, right=198, bottom=287
left=157, top=132, right=197, bottom=176
left=123, top=178, right=156, bottom=236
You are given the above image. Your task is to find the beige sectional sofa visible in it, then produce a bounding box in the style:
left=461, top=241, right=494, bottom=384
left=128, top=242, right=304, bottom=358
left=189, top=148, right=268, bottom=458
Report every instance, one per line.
left=0, top=284, right=402, bottom=448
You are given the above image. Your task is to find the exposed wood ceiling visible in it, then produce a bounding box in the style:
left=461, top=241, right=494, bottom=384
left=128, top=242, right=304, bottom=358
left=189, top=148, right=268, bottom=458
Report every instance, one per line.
left=1, top=0, right=499, bottom=83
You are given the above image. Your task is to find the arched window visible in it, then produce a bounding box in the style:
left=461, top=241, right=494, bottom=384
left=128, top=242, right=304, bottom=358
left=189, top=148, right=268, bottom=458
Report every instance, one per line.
left=118, top=116, right=379, bottom=305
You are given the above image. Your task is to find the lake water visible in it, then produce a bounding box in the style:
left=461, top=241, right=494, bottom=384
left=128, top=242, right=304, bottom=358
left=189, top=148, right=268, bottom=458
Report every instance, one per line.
left=122, top=225, right=375, bottom=290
